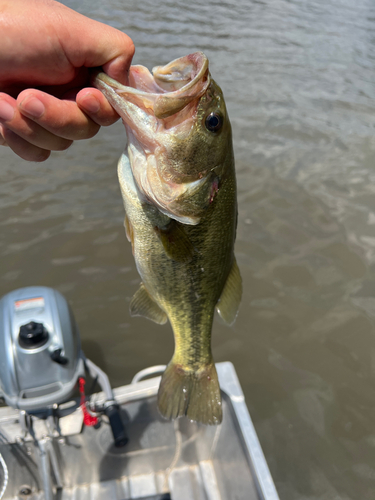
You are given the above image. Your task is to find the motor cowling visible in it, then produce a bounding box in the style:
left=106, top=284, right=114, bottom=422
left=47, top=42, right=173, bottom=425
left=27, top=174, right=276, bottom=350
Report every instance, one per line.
left=0, top=286, right=84, bottom=412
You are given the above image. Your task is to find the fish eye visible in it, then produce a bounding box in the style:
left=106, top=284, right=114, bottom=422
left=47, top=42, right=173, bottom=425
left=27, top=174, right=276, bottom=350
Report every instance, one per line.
left=205, top=112, right=223, bottom=133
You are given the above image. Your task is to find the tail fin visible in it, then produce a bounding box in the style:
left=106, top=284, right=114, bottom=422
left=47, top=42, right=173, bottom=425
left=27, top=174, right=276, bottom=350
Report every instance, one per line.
left=157, top=361, right=222, bottom=425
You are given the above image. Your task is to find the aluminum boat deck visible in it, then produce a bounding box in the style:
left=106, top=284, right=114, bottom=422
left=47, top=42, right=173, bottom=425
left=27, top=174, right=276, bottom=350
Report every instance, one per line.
left=0, top=362, right=279, bottom=500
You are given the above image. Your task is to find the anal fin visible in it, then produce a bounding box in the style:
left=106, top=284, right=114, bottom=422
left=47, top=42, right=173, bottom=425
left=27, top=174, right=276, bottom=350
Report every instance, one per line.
left=130, top=283, right=167, bottom=325
left=216, top=257, right=242, bottom=325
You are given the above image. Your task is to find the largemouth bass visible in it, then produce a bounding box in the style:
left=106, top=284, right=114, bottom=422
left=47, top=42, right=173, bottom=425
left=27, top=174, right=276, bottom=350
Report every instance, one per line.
left=93, top=52, right=242, bottom=425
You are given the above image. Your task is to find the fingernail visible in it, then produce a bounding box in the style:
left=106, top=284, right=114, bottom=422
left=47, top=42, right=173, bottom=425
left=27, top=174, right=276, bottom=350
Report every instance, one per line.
left=0, top=100, right=15, bottom=122
left=19, top=96, right=45, bottom=118
left=78, top=93, right=101, bottom=114
left=0, top=124, right=8, bottom=146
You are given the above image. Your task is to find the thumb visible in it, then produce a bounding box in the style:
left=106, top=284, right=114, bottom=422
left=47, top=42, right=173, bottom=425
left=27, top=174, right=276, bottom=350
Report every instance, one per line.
left=88, top=27, right=135, bottom=84
left=56, top=4, right=135, bottom=84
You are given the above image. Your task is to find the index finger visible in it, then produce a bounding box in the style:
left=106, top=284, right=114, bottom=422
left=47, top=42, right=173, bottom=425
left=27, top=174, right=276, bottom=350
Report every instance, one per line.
left=17, top=89, right=100, bottom=141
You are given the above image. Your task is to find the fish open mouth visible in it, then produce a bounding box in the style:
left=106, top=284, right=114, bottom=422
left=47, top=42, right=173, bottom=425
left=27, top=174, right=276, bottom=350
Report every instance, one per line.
left=92, top=52, right=218, bottom=225
left=92, top=52, right=209, bottom=121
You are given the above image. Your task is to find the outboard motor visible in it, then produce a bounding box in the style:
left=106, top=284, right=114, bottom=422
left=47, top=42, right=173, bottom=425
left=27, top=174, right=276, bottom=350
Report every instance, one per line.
left=0, top=286, right=83, bottom=412
left=0, top=287, right=127, bottom=500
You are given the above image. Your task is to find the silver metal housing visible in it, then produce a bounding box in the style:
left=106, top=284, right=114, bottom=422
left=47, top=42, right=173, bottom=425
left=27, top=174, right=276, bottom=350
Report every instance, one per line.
left=0, top=286, right=83, bottom=411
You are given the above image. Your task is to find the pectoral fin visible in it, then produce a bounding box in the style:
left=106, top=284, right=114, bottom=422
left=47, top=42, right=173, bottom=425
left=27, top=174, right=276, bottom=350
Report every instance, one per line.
left=154, top=220, right=194, bottom=263
left=130, top=283, right=167, bottom=325
left=216, top=258, right=242, bottom=325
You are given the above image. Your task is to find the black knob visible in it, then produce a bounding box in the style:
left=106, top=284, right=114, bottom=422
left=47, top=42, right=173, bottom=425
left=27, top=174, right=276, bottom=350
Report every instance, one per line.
left=104, top=404, right=128, bottom=447
left=50, top=348, right=69, bottom=365
left=19, top=321, right=49, bottom=349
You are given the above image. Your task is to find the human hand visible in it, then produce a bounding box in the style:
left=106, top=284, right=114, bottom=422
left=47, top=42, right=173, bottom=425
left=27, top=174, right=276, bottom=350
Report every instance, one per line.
left=0, top=0, right=134, bottom=161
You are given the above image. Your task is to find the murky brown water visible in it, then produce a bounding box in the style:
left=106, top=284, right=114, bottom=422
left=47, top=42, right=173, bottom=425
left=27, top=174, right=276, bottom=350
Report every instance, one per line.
left=2, top=0, right=375, bottom=498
